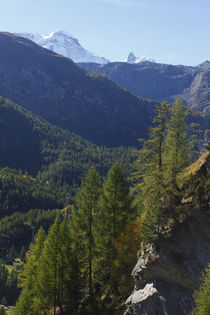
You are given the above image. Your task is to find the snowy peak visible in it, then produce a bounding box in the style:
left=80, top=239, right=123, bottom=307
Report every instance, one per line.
left=16, top=30, right=109, bottom=64
left=126, top=52, right=155, bottom=64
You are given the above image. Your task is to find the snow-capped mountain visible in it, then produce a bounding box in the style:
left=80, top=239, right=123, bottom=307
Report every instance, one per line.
left=16, top=30, right=109, bottom=64
left=126, top=52, right=155, bottom=63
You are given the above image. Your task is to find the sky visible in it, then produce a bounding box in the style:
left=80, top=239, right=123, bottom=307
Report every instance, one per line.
left=0, top=0, right=210, bottom=65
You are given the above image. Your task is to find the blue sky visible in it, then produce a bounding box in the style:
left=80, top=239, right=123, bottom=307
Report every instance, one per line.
left=1, top=0, right=210, bottom=65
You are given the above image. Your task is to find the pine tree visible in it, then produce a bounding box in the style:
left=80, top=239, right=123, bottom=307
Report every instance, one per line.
left=72, top=166, right=101, bottom=301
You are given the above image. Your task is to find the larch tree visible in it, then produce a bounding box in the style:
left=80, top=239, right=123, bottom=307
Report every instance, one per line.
left=193, top=263, right=210, bottom=315
left=96, top=163, right=133, bottom=288
left=72, top=166, right=101, bottom=301
left=133, top=102, right=169, bottom=242
left=16, top=227, right=46, bottom=315
left=38, top=216, right=81, bottom=314
left=163, top=97, right=189, bottom=193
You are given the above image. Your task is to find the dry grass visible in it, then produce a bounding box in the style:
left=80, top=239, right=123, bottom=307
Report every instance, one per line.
left=178, top=151, right=209, bottom=185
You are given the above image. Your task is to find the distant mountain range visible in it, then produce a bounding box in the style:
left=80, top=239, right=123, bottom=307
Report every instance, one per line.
left=16, top=30, right=109, bottom=64
left=16, top=31, right=155, bottom=65
left=78, top=60, right=210, bottom=113
left=0, top=32, right=156, bottom=147
left=17, top=30, right=210, bottom=114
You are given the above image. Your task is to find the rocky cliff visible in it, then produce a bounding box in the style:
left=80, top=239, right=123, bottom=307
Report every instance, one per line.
left=78, top=61, right=210, bottom=113
left=125, top=152, right=210, bottom=315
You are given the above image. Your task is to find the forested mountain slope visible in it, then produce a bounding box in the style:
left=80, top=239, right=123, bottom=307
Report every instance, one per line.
left=0, top=32, right=157, bottom=147
left=0, top=96, right=135, bottom=176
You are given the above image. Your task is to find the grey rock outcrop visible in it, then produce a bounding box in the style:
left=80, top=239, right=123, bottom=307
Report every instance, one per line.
left=125, top=209, right=210, bottom=314
left=125, top=283, right=167, bottom=315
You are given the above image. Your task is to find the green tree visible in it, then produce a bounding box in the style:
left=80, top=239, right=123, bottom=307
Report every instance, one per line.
left=16, top=227, right=46, bottom=315
left=164, top=97, right=189, bottom=191
left=0, top=297, right=7, bottom=306
left=72, top=166, right=101, bottom=301
left=0, top=307, right=6, bottom=315
left=38, top=216, right=62, bottom=314
left=96, top=163, right=133, bottom=289
left=133, top=102, right=169, bottom=242
left=193, top=264, right=210, bottom=315
left=38, top=216, right=81, bottom=314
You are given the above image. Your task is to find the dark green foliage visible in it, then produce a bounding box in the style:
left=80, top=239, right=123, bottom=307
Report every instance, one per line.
left=0, top=96, right=135, bottom=177
left=0, top=168, right=61, bottom=218
left=0, top=262, right=19, bottom=306
left=0, top=209, right=57, bottom=260
left=0, top=96, right=136, bottom=209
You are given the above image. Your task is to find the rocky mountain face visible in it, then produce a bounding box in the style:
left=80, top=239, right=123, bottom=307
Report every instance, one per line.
left=16, top=30, right=109, bottom=64
left=125, top=152, right=210, bottom=315
left=126, top=52, right=155, bottom=63
left=0, top=32, right=157, bottom=147
left=78, top=60, right=210, bottom=113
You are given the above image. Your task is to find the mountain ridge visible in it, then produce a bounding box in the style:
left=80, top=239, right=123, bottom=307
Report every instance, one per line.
left=78, top=60, right=210, bottom=113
